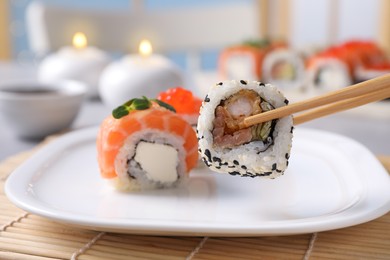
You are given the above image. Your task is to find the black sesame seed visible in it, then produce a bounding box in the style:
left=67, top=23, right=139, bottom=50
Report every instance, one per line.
left=229, top=171, right=240, bottom=176
left=284, top=99, right=289, bottom=105
left=240, top=80, right=247, bottom=85
left=233, top=160, right=239, bottom=165
left=202, top=158, right=210, bottom=167
left=286, top=161, right=289, bottom=166
left=222, top=162, right=228, bottom=165
left=276, top=169, right=282, bottom=173
left=228, top=165, right=236, bottom=168
left=215, top=166, right=221, bottom=169
left=272, top=163, right=277, bottom=170
left=204, top=149, right=212, bottom=162
left=262, top=171, right=273, bottom=176
left=217, top=82, right=223, bottom=86
left=213, top=156, right=221, bottom=162
left=290, top=126, right=294, bottom=133
left=198, top=148, right=202, bottom=153
left=204, top=95, right=210, bottom=102
left=247, top=173, right=257, bottom=178
left=259, top=82, right=265, bottom=87
left=285, top=153, right=289, bottom=159
left=241, top=165, right=247, bottom=170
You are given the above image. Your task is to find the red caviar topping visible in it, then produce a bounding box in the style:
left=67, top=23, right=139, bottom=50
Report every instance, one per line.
left=158, top=87, right=202, bottom=114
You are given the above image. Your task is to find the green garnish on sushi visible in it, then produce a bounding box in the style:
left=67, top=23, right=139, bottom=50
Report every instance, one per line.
left=112, top=96, right=176, bottom=119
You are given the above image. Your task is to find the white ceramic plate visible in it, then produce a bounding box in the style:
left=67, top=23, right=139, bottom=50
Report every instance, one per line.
left=5, top=127, right=390, bottom=236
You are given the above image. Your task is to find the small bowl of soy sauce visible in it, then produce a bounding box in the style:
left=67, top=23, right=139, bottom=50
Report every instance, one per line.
left=0, top=80, right=87, bottom=139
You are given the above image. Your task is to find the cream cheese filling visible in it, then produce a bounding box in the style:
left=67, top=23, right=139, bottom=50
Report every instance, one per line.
left=134, top=141, right=179, bottom=183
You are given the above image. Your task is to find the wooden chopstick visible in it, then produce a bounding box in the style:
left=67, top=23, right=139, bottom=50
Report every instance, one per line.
left=293, top=87, right=390, bottom=125
left=243, top=74, right=390, bottom=127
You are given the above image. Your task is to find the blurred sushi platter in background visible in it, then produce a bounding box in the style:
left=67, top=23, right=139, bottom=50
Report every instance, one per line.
left=218, top=39, right=390, bottom=103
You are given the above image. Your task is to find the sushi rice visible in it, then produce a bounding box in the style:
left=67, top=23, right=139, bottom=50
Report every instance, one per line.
left=197, top=80, right=293, bottom=178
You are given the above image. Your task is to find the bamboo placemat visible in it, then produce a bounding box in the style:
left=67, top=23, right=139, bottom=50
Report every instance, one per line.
left=1, top=142, right=389, bottom=260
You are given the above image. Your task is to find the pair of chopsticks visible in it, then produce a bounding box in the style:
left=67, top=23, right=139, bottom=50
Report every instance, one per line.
left=243, top=74, right=390, bottom=127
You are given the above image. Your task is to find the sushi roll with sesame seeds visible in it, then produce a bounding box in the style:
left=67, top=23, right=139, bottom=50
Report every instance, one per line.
left=197, top=80, right=293, bottom=178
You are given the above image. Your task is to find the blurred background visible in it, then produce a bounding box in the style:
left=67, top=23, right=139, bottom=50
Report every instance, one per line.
left=0, top=0, right=389, bottom=158
left=1, top=0, right=389, bottom=69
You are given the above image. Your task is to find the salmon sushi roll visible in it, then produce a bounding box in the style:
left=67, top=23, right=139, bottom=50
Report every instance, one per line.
left=97, top=97, right=198, bottom=191
left=305, top=49, right=353, bottom=92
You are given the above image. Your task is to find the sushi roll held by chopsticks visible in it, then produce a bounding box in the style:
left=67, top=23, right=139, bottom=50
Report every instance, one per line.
left=97, top=97, right=198, bottom=191
left=197, top=80, right=293, bottom=178
left=197, top=75, right=390, bottom=178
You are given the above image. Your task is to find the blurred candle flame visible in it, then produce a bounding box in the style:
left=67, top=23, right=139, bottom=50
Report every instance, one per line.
left=73, top=32, right=87, bottom=49
left=139, top=39, right=152, bottom=57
